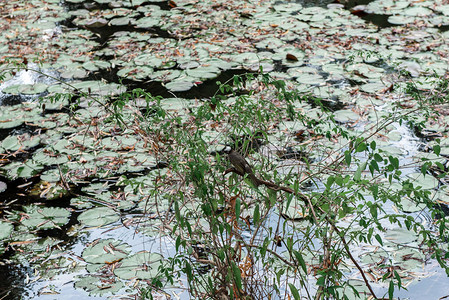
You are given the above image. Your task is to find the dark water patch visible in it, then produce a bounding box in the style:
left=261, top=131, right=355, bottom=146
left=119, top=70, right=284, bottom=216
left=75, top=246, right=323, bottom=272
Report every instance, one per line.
left=341, top=0, right=393, bottom=29
left=89, top=24, right=174, bottom=46
left=89, top=66, right=254, bottom=99
left=0, top=263, right=31, bottom=300
left=433, top=202, right=449, bottom=219
left=359, top=13, right=392, bottom=29
left=439, top=25, right=449, bottom=32
left=0, top=124, right=43, bottom=141
left=0, top=94, right=28, bottom=106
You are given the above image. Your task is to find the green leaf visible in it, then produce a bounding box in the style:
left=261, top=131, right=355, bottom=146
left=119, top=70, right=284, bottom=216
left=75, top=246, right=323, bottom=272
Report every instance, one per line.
left=232, top=262, right=242, bottom=290
left=289, top=283, right=301, bottom=300
left=394, top=270, right=402, bottom=289
left=354, top=162, right=367, bottom=181
left=326, top=176, right=335, bottom=189
left=370, top=184, right=378, bottom=199
left=389, top=156, right=399, bottom=169
left=293, top=250, right=307, bottom=273
left=235, top=198, right=241, bottom=220
left=370, top=204, right=378, bottom=219
left=375, top=234, right=383, bottom=246
left=317, top=276, right=325, bottom=286
left=253, top=204, right=260, bottom=225
left=374, top=153, right=383, bottom=162
left=388, top=280, right=394, bottom=299
left=356, top=142, right=367, bottom=152
left=344, top=150, right=352, bottom=166
left=434, top=144, right=441, bottom=156
left=176, top=235, right=181, bottom=252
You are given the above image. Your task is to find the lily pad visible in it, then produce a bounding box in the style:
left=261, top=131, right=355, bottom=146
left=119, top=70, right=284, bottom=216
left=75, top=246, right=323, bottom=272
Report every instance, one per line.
left=165, top=80, right=194, bottom=92
left=77, top=206, right=120, bottom=227
left=113, top=251, right=164, bottom=280
left=0, top=221, right=13, bottom=240
left=82, top=238, right=130, bottom=264
left=21, top=206, right=71, bottom=230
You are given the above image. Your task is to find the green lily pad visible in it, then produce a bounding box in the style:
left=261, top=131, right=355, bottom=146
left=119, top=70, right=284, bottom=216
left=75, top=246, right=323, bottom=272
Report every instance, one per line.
left=75, top=275, right=124, bottom=296
left=333, top=109, right=360, bottom=123
left=0, top=221, right=13, bottom=240
left=407, top=172, right=439, bottom=189
left=385, top=227, right=418, bottom=244
left=165, top=80, right=194, bottom=92
left=21, top=206, right=71, bottom=230
left=78, top=206, right=120, bottom=227
left=82, top=238, right=130, bottom=264
left=113, top=251, right=164, bottom=280
left=360, top=81, right=391, bottom=93
left=2, top=160, right=44, bottom=179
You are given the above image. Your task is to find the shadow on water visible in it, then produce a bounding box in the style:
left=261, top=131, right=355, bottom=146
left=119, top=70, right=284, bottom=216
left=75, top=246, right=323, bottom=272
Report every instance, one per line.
left=87, top=65, right=254, bottom=99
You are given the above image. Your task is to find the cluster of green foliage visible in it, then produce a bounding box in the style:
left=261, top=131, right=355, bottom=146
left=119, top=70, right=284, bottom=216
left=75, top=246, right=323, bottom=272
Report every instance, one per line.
left=116, top=71, right=449, bottom=299
left=2, top=60, right=449, bottom=299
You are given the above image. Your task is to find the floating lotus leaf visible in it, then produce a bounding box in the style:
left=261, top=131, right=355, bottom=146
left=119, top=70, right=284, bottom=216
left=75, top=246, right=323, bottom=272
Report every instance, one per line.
left=2, top=85, right=22, bottom=95
left=83, top=18, right=109, bottom=28
left=186, top=66, right=220, bottom=80
left=74, top=275, right=124, bottom=296
left=134, top=54, right=163, bottom=68
left=82, top=238, right=130, bottom=264
left=21, top=206, right=71, bottom=230
left=379, top=145, right=404, bottom=156
left=2, top=160, right=44, bottom=179
left=359, top=81, right=390, bottom=93
left=78, top=207, right=120, bottom=227
left=407, top=172, right=439, bottom=190
left=333, top=109, right=360, bottom=123
left=40, top=169, right=62, bottom=182
left=27, top=21, right=56, bottom=30
left=33, top=148, right=69, bottom=165
left=0, top=221, right=13, bottom=240
left=249, top=62, right=274, bottom=72
left=165, top=80, right=194, bottom=92
left=117, top=66, right=154, bottom=80
left=233, top=52, right=260, bottom=66
left=160, top=61, right=176, bottom=69
left=16, top=83, right=48, bottom=95
left=397, top=197, right=426, bottom=213
left=109, top=17, right=133, bottom=26
left=113, top=251, right=164, bottom=280
left=149, top=69, right=182, bottom=82
left=388, top=15, right=415, bottom=25
left=385, top=227, right=419, bottom=244
left=340, top=279, right=371, bottom=300
left=392, top=247, right=425, bottom=270
left=360, top=248, right=389, bottom=265
left=60, top=68, right=88, bottom=79
left=179, top=61, right=200, bottom=69
left=347, top=63, right=385, bottom=79
left=0, top=180, right=6, bottom=193
left=1, top=136, right=20, bottom=151
left=255, top=37, right=284, bottom=50
left=71, top=196, right=94, bottom=209
left=135, top=17, right=159, bottom=28
left=71, top=81, right=126, bottom=96
left=47, top=84, right=72, bottom=94
left=296, top=73, right=324, bottom=85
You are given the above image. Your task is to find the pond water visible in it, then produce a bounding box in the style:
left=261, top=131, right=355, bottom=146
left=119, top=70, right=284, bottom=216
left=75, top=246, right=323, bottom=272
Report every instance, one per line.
left=2, top=0, right=449, bottom=298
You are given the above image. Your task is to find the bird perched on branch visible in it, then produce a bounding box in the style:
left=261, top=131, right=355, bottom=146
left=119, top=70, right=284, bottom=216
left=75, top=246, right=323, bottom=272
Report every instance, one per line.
left=223, top=145, right=261, bottom=187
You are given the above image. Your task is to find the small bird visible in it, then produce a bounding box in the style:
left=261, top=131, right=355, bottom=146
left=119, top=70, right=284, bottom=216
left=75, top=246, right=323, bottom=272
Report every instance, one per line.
left=223, top=145, right=261, bottom=187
